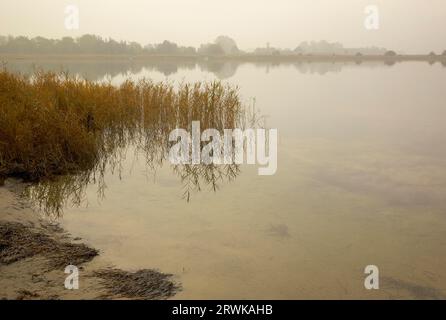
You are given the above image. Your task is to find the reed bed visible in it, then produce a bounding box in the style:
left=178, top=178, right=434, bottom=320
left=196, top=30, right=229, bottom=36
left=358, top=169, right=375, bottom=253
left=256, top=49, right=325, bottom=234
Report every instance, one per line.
left=0, top=69, right=242, bottom=181
left=0, top=69, right=248, bottom=214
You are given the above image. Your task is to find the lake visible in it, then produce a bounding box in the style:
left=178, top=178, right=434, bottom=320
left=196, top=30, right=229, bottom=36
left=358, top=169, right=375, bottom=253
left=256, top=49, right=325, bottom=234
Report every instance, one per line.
left=5, top=58, right=446, bottom=299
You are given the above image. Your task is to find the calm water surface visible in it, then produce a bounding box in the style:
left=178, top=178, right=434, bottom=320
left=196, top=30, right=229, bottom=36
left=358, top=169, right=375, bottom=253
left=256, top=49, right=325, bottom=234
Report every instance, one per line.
left=8, top=59, right=446, bottom=299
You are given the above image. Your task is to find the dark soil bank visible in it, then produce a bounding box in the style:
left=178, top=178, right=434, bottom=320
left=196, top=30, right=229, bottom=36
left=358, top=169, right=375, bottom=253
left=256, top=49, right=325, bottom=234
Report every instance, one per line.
left=0, top=216, right=180, bottom=300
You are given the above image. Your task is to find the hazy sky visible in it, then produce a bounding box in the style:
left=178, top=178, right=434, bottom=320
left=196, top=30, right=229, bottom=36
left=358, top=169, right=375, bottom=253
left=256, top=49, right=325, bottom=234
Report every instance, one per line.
left=1, top=0, right=446, bottom=53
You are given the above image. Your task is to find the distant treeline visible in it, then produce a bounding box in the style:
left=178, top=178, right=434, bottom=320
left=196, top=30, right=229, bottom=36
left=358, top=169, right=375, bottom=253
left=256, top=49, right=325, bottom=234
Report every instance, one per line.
left=0, top=34, right=185, bottom=55
left=0, top=34, right=239, bottom=56
left=1, top=34, right=444, bottom=57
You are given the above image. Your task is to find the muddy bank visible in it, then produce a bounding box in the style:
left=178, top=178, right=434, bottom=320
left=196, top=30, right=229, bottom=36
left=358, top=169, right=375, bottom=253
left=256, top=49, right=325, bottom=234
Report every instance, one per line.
left=0, top=222, right=98, bottom=268
left=0, top=179, right=181, bottom=300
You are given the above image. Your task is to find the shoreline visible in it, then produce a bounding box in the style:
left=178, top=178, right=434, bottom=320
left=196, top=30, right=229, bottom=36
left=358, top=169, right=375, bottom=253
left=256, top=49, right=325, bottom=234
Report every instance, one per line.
left=1, top=53, right=445, bottom=63
left=0, top=179, right=181, bottom=300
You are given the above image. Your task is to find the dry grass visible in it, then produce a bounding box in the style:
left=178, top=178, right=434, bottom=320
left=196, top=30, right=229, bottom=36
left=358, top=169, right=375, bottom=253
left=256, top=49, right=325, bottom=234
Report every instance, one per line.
left=0, top=69, right=249, bottom=214
left=0, top=69, right=242, bottom=182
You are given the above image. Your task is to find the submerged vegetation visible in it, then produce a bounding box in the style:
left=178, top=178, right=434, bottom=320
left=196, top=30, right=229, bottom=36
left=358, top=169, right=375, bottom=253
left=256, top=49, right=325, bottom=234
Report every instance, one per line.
left=0, top=69, right=254, bottom=215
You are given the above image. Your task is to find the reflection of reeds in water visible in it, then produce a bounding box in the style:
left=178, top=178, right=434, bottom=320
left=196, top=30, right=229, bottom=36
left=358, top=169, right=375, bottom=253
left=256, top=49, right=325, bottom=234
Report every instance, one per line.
left=0, top=70, right=256, bottom=216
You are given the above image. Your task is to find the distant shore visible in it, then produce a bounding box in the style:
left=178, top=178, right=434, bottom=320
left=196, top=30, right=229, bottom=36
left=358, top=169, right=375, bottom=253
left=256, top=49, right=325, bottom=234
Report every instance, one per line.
left=1, top=53, right=445, bottom=63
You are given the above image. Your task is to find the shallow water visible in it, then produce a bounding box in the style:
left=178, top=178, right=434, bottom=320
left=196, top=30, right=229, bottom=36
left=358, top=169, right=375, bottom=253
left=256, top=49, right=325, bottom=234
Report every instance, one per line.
left=7, top=59, right=446, bottom=299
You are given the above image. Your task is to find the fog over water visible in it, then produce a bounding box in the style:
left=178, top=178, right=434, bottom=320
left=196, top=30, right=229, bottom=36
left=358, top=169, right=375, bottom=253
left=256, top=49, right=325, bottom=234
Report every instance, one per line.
left=1, top=0, right=446, bottom=300
left=1, top=0, right=446, bottom=53
left=6, top=59, right=444, bottom=299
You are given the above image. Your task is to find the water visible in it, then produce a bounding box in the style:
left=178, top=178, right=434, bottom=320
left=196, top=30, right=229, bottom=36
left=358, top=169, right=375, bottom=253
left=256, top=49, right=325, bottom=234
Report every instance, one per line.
left=7, top=58, right=446, bottom=299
